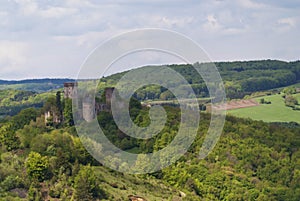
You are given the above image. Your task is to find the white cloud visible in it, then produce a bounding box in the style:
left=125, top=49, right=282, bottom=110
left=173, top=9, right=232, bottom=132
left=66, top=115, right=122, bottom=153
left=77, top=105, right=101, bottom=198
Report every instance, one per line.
left=65, top=0, right=95, bottom=7
left=223, top=27, right=247, bottom=35
left=15, top=0, right=38, bottom=16
left=39, top=6, right=77, bottom=18
left=0, top=41, right=29, bottom=78
left=15, top=0, right=77, bottom=18
left=137, top=15, right=196, bottom=29
left=160, top=16, right=195, bottom=28
left=237, top=0, right=267, bottom=9
left=53, top=31, right=111, bottom=49
left=0, top=11, right=9, bottom=26
left=0, top=0, right=299, bottom=79
left=278, top=17, right=297, bottom=27
left=273, top=17, right=299, bottom=33
left=203, top=14, right=222, bottom=32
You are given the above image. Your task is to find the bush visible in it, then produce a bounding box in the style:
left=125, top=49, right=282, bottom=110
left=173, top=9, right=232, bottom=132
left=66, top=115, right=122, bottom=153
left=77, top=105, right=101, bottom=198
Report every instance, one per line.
left=260, top=98, right=265, bottom=104
left=285, top=95, right=298, bottom=108
left=28, top=182, right=42, bottom=201
left=260, top=98, right=271, bottom=104
left=25, top=152, right=49, bottom=182
left=0, top=175, right=23, bottom=191
left=293, top=106, right=300, bottom=111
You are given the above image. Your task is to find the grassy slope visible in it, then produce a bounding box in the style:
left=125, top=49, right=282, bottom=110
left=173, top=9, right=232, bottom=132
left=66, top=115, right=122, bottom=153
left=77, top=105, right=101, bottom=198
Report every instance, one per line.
left=94, top=166, right=179, bottom=201
left=228, top=93, right=300, bottom=123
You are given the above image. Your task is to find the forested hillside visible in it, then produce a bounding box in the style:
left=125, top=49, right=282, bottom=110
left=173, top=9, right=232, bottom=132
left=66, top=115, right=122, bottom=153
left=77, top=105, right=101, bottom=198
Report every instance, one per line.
left=0, top=60, right=299, bottom=200
left=1, top=60, right=299, bottom=113
left=101, top=60, right=300, bottom=100
left=0, top=95, right=299, bottom=200
left=0, top=79, right=76, bottom=117
left=0, top=90, right=55, bottom=117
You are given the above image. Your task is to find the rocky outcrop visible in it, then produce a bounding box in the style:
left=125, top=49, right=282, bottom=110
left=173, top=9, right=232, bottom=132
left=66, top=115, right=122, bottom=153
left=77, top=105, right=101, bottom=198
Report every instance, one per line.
left=128, top=195, right=147, bottom=201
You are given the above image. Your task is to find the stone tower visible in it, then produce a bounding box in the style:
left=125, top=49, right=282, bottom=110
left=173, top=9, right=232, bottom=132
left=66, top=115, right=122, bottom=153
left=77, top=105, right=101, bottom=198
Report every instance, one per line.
left=82, top=101, right=95, bottom=122
left=64, top=82, right=77, bottom=99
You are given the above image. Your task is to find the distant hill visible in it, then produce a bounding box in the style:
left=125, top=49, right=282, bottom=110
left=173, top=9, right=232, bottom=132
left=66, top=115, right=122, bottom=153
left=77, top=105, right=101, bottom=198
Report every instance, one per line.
left=0, top=78, right=75, bottom=92
left=0, top=79, right=74, bottom=117
left=0, top=89, right=56, bottom=117
left=1, top=60, right=300, bottom=96
left=101, top=60, right=300, bottom=100
left=1, top=60, right=300, bottom=99
left=0, top=78, right=75, bottom=85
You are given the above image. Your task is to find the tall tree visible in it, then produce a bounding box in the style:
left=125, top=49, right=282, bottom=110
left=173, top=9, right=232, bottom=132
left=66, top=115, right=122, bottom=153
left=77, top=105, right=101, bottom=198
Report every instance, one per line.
left=63, top=98, right=74, bottom=126
left=73, top=165, right=103, bottom=200
left=56, top=91, right=63, bottom=122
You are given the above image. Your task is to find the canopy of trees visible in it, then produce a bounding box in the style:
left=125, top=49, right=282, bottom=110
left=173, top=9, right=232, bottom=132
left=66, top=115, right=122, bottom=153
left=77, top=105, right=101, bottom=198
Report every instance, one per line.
left=0, top=100, right=299, bottom=200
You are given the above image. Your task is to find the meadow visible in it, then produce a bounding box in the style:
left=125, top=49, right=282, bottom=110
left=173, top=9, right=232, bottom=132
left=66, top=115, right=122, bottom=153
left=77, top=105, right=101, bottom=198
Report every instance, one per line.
left=228, top=93, right=300, bottom=123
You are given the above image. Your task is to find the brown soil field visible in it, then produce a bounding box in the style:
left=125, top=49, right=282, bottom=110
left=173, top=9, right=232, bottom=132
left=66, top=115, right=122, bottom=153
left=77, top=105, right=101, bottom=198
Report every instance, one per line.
left=211, top=99, right=259, bottom=111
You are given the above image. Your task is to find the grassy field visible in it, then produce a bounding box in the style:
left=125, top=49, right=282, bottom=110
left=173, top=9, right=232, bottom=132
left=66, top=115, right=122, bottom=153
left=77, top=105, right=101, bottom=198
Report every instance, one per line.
left=228, top=93, right=300, bottom=123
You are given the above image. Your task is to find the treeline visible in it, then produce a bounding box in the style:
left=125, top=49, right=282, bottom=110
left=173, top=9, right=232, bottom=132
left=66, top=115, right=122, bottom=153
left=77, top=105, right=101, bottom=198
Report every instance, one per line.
left=218, top=60, right=300, bottom=94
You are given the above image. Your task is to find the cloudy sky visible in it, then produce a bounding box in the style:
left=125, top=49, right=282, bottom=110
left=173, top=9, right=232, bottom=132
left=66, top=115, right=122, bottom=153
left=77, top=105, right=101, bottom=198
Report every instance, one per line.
left=0, top=0, right=299, bottom=80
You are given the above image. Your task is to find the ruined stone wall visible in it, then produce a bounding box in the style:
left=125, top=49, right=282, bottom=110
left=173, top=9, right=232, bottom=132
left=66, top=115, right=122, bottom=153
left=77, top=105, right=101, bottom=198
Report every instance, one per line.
left=64, top=82, right=78, bottom=99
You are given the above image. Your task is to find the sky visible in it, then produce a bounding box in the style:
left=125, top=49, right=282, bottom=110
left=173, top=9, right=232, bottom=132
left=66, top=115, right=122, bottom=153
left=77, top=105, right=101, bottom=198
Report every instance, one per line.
left=0, top=0, right=299, bottom=80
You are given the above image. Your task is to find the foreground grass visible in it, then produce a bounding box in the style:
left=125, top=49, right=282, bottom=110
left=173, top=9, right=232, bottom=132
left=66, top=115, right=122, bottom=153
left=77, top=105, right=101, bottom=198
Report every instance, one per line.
left=228, top=93, right=300, bottom=123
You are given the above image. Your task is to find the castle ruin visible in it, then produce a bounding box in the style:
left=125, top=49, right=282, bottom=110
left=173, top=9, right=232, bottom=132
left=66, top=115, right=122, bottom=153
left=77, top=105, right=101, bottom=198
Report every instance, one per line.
left=82, top=87, right=115, bottom=122
left=45, top=82, right=115, bottom=124
left=64, top=82, right=78, bottom=99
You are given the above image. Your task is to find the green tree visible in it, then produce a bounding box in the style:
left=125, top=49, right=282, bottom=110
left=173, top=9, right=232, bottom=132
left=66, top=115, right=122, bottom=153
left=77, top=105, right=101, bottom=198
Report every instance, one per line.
left=282, top=87, right=296, bottom=95
left=73, top=165, right=103, bottom=200
left=11, top=107, right=38, bottom=130
left=0, top=123, right=19, bottom=151
left=56, top=91, right=63, bottom=122
left=16, top=123, right=42, bottom=148
left=25, top=152, right=49, bottom=182
left=63, top=98, right=74, bottom=126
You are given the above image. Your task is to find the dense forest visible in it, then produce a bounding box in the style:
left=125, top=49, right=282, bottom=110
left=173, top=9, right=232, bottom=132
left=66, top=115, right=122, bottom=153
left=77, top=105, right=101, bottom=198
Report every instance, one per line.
left=0, top=92, right=299, bottom=200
